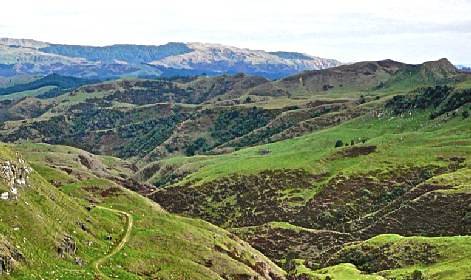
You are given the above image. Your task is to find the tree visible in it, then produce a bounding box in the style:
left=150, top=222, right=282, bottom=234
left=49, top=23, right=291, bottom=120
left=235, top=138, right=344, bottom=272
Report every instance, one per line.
left=185, top=138, right=209, bottom=156
left=335, top=140, right=344, bottom=148
left=463, top=110, right=470, bottom=119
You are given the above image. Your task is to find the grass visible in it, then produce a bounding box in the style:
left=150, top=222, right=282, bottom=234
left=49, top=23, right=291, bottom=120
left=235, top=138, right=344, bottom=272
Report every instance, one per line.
left=356, top=234, right=471, bottom=280
left=429, top=168, right=471, bottom=194
left=234, top=221, right=335, bottom=234
left=0, top=86, right=56, bottom=101
left=1, top=143, right=285, bottom=279
left=291, top=234, right=471, bottom=280
left=165, top=109, right=470, bottom=185
left=303, top=263, right=385, bottom=280
left=0, top=146, right=116, bottom=279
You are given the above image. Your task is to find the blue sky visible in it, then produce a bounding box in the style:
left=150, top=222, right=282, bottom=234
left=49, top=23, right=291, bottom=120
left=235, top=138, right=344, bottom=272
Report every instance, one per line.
left=1, top=0, right=470, bottom=64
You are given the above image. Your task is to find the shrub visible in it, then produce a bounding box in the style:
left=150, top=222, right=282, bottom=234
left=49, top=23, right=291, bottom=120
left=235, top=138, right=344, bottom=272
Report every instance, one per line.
left=185, top=137, right=210, bottom=156
left=411, top=270, right=424, bottom=280
left=386, top=85, right=453, bottom=115
left=210, top=107, right=275, bottom=145
left=284, top=251, right=297, bottom=273
left=463, top=110, right=470, bottom=119
left=335, top=140, right=344, bottom=148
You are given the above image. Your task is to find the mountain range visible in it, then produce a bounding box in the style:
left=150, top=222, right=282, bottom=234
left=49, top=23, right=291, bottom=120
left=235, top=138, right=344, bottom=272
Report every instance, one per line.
left=0, top=38, right=341, bottom=79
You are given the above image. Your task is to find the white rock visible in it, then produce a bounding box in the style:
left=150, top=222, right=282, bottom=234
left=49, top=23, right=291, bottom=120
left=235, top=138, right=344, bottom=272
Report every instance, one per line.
left=1, top=192, right=9, bottom=200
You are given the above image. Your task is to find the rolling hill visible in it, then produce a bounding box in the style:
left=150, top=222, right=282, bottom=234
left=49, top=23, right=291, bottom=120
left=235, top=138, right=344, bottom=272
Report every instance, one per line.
left=0, top=56, right=470, bottom=279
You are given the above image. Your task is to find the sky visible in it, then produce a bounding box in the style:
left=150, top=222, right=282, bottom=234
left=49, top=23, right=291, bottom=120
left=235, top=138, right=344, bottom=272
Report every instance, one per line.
left=1, top=0, right=470, bottom=64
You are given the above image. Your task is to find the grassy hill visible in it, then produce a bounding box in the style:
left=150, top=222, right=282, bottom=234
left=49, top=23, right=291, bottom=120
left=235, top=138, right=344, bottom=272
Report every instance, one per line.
left=148, top=83, right=471, bottom=278
left=0, top=143, right=285, bottom=279
left=309, top=234, right=471, bottom=280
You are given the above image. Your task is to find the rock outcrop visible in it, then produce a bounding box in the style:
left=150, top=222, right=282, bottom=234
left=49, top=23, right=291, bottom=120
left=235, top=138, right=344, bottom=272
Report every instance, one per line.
left=57, top=235, right=77, bottom=258
left=0, top=153, right=32, bottom=201
left=0, top=236, right=24, bottom=275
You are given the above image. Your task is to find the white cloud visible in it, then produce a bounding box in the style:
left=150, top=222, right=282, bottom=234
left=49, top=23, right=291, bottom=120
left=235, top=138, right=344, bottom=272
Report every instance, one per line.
left=1, top=0, right=470, bottom=63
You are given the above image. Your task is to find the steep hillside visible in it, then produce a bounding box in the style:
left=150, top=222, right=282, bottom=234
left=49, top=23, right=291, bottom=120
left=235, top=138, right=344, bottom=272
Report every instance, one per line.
left=149, top=84, right=471, bottom=278
left=0, top=143, right=286, bottom=279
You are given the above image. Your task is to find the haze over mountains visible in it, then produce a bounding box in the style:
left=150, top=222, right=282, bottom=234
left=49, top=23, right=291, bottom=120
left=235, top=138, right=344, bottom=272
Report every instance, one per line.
left=0, top=38, right=341, bottom=79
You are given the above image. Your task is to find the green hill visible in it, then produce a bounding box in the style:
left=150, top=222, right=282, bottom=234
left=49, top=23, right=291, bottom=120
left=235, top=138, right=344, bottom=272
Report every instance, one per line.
left=0, top=143, right=285, bottom=279
left=149, top=83, right=471, bottom=278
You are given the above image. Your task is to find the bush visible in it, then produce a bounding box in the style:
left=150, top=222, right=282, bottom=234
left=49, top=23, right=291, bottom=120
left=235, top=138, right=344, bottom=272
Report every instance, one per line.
left=185, top=138, right=210, bottom=156
left=283, top=251, right=297, bottom=273
left=335, top=140, right=344, bottom=148
left=210, top=107, right=275, bottom=145
left=386, top=85, right=453, bottom=115
left=463, top=110, right=470, bottom=119
left=411, top=270, right=424, bottom=280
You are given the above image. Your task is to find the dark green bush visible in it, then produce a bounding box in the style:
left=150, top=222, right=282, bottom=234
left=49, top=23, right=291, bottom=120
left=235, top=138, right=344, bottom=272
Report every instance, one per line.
left=335, top=140, right=344, bottom=148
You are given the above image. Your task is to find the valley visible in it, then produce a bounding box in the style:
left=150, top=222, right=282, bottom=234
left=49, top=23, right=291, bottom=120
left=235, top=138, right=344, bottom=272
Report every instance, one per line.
left=0, top=52, right=470, bottom=279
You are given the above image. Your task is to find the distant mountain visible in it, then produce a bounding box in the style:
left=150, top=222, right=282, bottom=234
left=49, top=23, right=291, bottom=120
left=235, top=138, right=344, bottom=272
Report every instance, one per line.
left=0, top=38, right=341, bottom=79
left=457, top=64, right=471, bottom=72
left=148, top=42, right=341, bottom=79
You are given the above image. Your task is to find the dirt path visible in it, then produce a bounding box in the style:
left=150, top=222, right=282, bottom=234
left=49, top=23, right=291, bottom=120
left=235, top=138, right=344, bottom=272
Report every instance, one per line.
left=93, top=206, right=134, bottom=279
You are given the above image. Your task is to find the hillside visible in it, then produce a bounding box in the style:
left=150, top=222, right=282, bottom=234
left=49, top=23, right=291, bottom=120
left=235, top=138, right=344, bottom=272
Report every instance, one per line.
left=274, top=58, right=459, bottom=95
left=0, top=59, right=464, bottom=164
left=0, top=73, right=99, bottom=99
left=148, top=84, right=471, bottom=278
left=0, top=143, right=285, bottom=279
left=0, top=38, right=341, bottom=79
